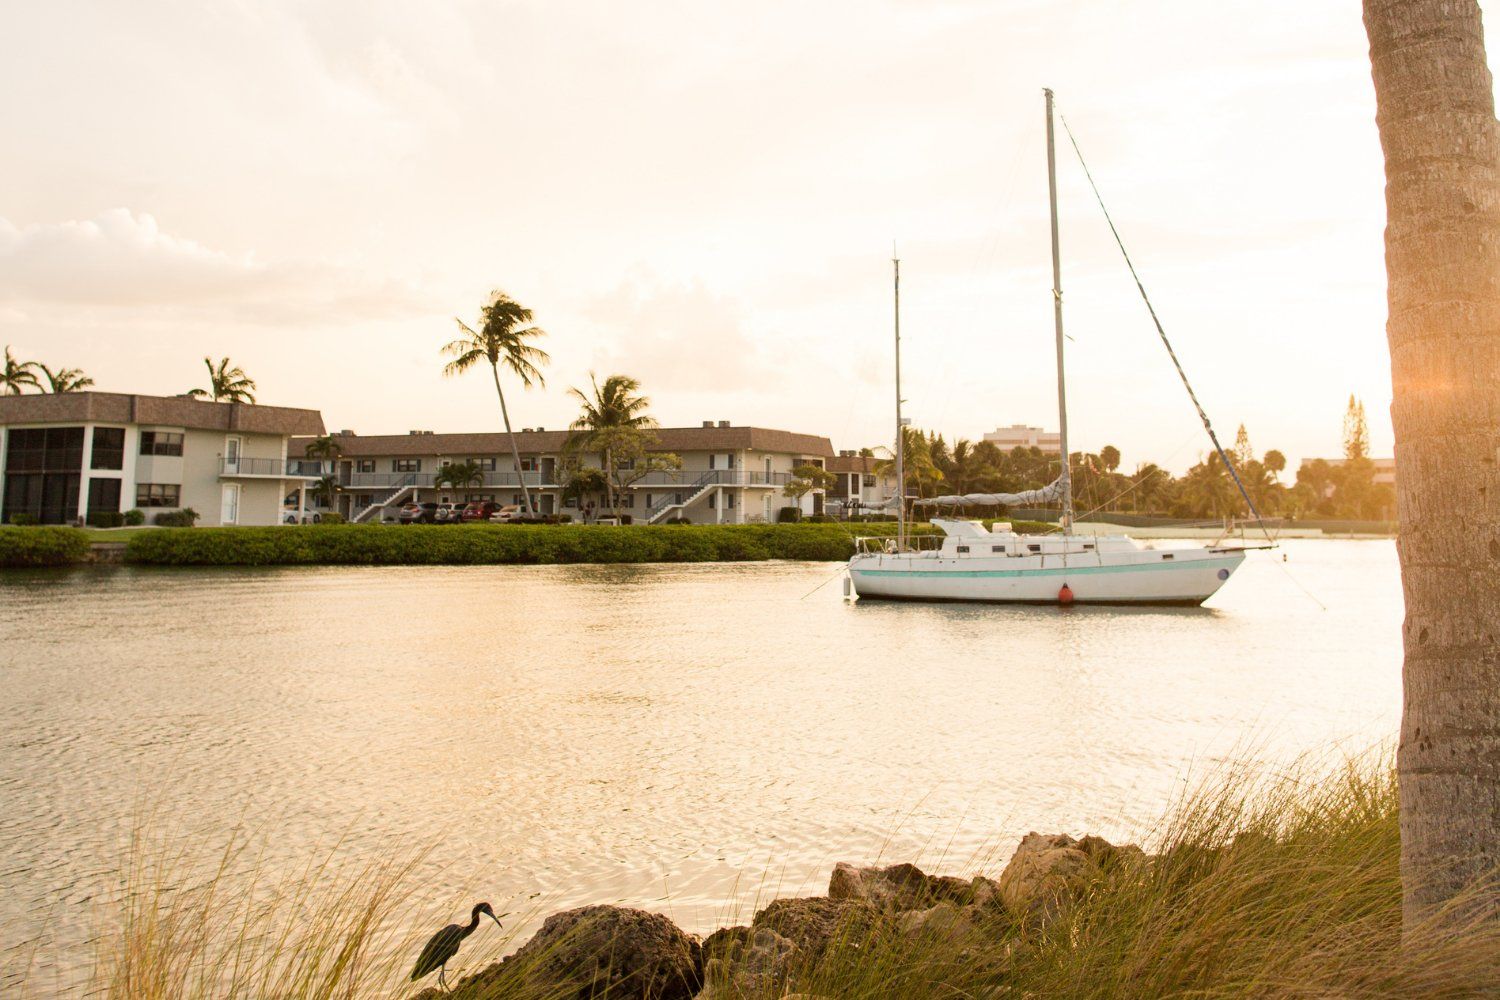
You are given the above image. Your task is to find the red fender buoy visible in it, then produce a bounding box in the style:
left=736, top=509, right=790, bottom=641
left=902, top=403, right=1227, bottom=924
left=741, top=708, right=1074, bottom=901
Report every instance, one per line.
left=1058, top=584, right=1075, bottom=605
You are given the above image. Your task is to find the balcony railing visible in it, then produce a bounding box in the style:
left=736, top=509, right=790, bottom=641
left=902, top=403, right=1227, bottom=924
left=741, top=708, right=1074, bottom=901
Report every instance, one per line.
left=221, top=457, right=326, bottom=478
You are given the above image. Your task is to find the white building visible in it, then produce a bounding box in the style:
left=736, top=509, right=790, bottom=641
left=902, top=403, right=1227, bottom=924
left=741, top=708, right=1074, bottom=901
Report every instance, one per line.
left=982, top=424, right=1061, bottom=454
left=0, top=392, right=326, bottom=526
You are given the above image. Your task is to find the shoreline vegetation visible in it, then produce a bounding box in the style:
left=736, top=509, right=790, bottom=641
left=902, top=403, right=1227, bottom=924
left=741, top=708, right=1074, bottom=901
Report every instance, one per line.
left=0, top=522, right=1055, bottom=569
left=42, top=754, right=1500, bottom=998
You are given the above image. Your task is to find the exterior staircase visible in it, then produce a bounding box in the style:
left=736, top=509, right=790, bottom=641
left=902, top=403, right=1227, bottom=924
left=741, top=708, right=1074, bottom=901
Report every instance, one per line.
left=352, top=482, right=419, bottom=523
left=645, top=475, right=719, bottom=524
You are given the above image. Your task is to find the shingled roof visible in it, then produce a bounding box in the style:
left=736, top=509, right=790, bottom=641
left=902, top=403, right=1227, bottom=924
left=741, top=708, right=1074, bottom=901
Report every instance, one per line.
left=0, top=392, right=325, bottom=436
left=290, top=425, right=835, bottom=458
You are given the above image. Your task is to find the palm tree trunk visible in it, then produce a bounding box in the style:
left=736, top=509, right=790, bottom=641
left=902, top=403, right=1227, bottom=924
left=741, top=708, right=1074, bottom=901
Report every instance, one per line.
left=603, top=445, right=615, bottom=515
left=491, top=363, right=535, bottom=516
left=1365, top=0, right=1500, bottom=925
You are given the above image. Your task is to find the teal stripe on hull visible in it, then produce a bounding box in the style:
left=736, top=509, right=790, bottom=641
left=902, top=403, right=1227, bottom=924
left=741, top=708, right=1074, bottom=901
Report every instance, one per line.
left=851, top=556, right=1241, bottom=580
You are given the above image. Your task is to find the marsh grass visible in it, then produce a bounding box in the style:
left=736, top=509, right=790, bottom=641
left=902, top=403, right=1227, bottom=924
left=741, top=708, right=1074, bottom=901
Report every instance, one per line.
left=20, top=752, right=1500, bottom=998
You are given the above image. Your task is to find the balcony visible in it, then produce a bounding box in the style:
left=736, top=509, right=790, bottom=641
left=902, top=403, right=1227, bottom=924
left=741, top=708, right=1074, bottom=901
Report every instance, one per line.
left=221, top=457, right=327, bottom=479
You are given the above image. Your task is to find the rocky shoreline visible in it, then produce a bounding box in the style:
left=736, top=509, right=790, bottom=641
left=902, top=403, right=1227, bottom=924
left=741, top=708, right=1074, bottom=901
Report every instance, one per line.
left=416, top=831, right=1144, bottom=1000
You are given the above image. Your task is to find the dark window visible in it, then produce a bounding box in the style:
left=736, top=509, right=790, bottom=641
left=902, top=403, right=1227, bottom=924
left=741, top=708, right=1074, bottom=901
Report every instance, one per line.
left=1084, top=543, right=1095, bottom=550
left=355, top=459, right=375, bottom=473
left=618, top=493, right=635, bottom=508
left=474, top=457, right=497, bottom=471
left=726, top=454, right=736, bottom=469
left=392, top=459, right=421, bottom=472
left=90, top=427, right=125, bottom=469
left=1028, top=544, right=1041, bottom=552
left=139, top=431, right=184, bottom=456
left=957, top=545, right=969, bottom=553
left=725, top=493, right=735, bottom=509
left=992, top=545, right=1006, bottom=553
left=863, top=474, right=876, bottom=487
left=614, top=458, right=634, bottom=470
left=1162, top=553, right=1175, bottom=561
left=6, top=426, right=85, bottom=473
left=87, top=478, right=122, bottom=515
left=674, top=492, right=684, bottom=504
left=518, top=457, right=538, bottom=471
left=135, top=483, right=181, bottom=507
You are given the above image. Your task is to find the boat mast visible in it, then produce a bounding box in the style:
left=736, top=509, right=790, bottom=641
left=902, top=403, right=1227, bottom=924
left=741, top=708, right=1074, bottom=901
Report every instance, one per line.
left=1044, top=88, right=1074, bottom=534
left=893, top=251, right=906, bottom=552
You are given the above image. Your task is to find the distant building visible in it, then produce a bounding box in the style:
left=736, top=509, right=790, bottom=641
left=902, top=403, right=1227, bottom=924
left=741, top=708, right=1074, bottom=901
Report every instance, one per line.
left=1298, top=457, right=1396, bottom=498
left=982, top=424, right=1061, bottom=454
left=826, top=451, right=900, bottom=515
left=289, top=421, right=837, bottom=524
left=0, top=391, right=325, bottom=525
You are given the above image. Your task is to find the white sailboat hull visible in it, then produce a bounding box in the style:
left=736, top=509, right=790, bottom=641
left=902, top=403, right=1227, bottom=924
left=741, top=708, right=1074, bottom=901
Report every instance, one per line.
left=848, top=544, right=1245, bottom=606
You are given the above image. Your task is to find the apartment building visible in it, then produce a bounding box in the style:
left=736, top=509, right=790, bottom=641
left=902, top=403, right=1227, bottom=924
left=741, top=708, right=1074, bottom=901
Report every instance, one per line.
left=982, top=424, right=1061, bottom=454
left=0, top=392, right=325, bottom=526
left=290, top=421, right=840, bottom=524
left=825, top=452, right=900, bottom=515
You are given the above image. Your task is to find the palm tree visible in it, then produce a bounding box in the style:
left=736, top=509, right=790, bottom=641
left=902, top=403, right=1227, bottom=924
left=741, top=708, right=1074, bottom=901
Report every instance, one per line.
left=1, top=346, right=41, bottom=395
left=304, top=435, right=344, bottom=513
left=566, top=373, right=655, bottom=514
left=37, top=365, right=94, bottom=393
left=188, top=357, right=257, bottom=403
left=1365, top=0, right=1500, bottom=923
left=442, top=291, right=550, bottom=516
left=434, top=460, right=485, bottom=491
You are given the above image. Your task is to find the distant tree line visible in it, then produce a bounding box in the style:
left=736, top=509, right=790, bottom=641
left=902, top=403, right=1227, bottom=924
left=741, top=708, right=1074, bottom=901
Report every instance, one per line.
left=886, top=395, right=1393, bottom=522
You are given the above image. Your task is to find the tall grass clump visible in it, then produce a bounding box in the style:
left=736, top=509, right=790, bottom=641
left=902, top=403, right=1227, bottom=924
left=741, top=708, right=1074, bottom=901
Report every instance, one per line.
left=778, top=752, right=1500, bottom=999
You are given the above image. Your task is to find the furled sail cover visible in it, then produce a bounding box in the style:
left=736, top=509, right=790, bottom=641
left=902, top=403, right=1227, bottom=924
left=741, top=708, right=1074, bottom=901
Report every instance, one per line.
left=914, top=476, right=1064, bottom=508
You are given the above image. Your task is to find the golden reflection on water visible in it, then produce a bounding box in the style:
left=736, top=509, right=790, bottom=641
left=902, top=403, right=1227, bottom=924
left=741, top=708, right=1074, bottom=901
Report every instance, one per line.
left=0, top=540, right=1401, bottom=988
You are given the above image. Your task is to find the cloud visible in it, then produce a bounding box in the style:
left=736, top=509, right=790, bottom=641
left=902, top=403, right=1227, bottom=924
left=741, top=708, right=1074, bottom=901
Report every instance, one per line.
left=583, top=274, right=776, bottom=393
left=0, top=209, right=431, bottom=323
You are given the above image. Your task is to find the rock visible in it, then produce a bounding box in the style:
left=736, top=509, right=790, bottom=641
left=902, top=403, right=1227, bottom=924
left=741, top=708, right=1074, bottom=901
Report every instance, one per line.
left=970, top=875, right=1002, bottom=909
left=895, top=901, right=979, bottom=944
left=750, top=896, right=878, bottom=962
left=827, top=861, right=974, bottom=911
left=453, top=905, right=699, bottom=1000
left=996, top=833, right=1093, bottom=921
left=696, top=925, right=799, bottom=999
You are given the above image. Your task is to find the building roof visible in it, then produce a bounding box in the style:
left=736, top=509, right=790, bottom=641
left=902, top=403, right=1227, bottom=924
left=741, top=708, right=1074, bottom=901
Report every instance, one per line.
left=289, top=425, right=835, bottom=458
left=0, top=391, right=325, bottom=436
left=827, top=454, right=881, bottom=473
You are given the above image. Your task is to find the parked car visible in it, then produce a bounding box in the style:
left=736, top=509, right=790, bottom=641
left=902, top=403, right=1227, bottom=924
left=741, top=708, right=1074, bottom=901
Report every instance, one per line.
left=460, top=501, right=499, bottom=522
left=434, top=503, right=463, bottom=523
left=488, top=504, right=524, bottom=523
left=398, top=502, right=440, bottom=524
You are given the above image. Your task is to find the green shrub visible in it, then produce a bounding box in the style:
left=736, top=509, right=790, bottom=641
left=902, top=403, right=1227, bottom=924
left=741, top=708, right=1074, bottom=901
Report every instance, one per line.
left=804, top=514, right=834, bottom=523
left=777, top=506, right=801, bottom=523
left=0, top=526, right=92, bottom=566
left=153, top=508, right=200, bottom=527
left=123, top=523, right=871, bottom=566
left=320, top=512, right=346, bottom=525
left=8, top=512, right=39, bottom=526
left=665, top=516, right=692, bottom=525
left=124, top=508, right=146, bottom=526
left=88, top=511, right=127, bottom=528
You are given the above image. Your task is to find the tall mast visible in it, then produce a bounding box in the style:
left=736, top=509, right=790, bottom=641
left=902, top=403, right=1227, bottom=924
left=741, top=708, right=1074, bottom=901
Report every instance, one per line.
left=893, top=251, right=906, bottom=552
left=1044, top=88, right=1074, bottom=534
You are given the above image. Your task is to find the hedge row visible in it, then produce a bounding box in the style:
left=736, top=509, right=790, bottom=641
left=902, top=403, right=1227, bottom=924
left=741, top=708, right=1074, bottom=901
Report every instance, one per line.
left=0, top=527, right=94, bottom=567
left=123, top=523, right=884, bottom=566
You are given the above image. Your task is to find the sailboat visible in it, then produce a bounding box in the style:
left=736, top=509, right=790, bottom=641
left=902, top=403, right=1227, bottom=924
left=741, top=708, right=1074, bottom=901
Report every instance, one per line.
left=847, top=90, right=1254, bottom=606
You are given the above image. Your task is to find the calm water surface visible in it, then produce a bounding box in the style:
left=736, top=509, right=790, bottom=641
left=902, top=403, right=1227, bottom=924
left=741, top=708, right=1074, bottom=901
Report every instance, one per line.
left=0, top=540, right=1401, bottom=988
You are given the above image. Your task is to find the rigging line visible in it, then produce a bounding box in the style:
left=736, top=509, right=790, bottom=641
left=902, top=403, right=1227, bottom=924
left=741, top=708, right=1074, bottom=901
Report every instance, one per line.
left=1056, top=110, right=1274, bottom=546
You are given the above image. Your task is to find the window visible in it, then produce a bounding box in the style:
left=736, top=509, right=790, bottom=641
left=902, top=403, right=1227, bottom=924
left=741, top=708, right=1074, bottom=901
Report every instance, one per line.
left=1161, top=553, right=1175, bottom=561
left=992, top=545, right=1006, bottom=553
left=474, top=457, right=497, bottom=471
left=727, top=454, right=736, bottom=469
left=645, top=494, right=653, bottom=508
left=863, top=474, right=876, bottom=488
left=87, top=478, right=122, bottom=515
left=1027, top=544, right=1041, bottom=553
left=355, top=459, right=375, bottom=473
left=90, top=427, right=125, bottom=470
left=392, top=459, right=421, bottom=473
left=138, top=431, right=184, bottom=456
left=957, top=545, right=970, bottom=553
left=6, top=427, right=85, bottom=472
left=563, top=496, right=578, bottom=508
left=707, top=455, right=715, bottom=470
left=618, top=493, right=635, bottom=508
left=725, top=493, right=735, bottom=509
left=674, top=492, right=684, bottom=505
left=136, top=483, right=181, bottom=507
left=518, top=457, right=538, bottom=472
left=615, top=458, right=634, bottom=471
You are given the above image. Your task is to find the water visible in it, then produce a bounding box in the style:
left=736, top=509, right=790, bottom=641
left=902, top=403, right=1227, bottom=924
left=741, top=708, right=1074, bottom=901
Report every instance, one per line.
left=0, top=540, right=1402, bottom=988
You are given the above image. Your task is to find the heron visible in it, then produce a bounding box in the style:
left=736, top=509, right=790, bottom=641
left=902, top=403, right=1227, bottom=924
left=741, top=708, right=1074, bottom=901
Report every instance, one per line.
left=410, top=901, right=503, bottom=992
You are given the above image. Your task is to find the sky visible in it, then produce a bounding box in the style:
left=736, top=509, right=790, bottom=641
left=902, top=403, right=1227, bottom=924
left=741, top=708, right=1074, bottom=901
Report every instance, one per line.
left=2, top=0, right=1483, bottom=473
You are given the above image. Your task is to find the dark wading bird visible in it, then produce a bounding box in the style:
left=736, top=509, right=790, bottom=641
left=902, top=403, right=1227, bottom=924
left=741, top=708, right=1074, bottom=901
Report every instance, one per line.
left=410, top=901, right=503, bottom=991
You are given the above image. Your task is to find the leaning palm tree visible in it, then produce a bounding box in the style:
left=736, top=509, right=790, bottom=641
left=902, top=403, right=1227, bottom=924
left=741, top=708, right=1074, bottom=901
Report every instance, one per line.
left=566, top=373, right=655, bottom=514
left=188, top=357, right=257, bottom=403
left=1365, top=0, right=1500, bottom=925
left=38, top=364, right=94, bottom=393
left=1, top=346, right=41, bottom=395
left=442, top=291, right=550, bottom=516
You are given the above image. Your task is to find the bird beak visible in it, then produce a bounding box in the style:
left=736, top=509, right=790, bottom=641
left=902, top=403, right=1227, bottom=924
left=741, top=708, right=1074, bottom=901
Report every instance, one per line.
left=490, top=914, right=504, bottom=928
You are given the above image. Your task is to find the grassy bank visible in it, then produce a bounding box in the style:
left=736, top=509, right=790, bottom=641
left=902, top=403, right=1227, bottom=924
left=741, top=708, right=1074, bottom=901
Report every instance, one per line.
left=0, top=526, right=93, bottom=567
left=31, top=754, right=1500, bottom=999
